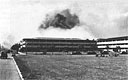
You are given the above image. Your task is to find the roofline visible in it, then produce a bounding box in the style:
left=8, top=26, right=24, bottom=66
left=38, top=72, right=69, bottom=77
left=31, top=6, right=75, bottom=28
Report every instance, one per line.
left=22, top=37, right=96, bottom=41
left=97, top=36, right=128, bottom=41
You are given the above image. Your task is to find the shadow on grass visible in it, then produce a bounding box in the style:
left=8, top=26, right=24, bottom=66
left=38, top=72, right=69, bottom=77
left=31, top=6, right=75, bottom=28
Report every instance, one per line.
left=13, top=56, right=39, bottom=80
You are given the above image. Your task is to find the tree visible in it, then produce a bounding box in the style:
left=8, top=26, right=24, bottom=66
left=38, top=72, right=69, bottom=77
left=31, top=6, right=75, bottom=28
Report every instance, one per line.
left=106, top=45, right=109, bottom=51
left=11, top=43, right=21, bottom=54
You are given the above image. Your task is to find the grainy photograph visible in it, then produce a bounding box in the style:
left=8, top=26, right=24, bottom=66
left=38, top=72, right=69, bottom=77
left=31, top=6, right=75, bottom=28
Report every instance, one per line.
left=0, top=0, right=128, bottom=80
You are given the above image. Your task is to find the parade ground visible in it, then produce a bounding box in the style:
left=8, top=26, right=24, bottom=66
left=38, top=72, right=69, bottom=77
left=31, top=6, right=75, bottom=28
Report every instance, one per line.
left=0, top=52, right=128, bottom=80
left=14, top=54, right=128, bottom=80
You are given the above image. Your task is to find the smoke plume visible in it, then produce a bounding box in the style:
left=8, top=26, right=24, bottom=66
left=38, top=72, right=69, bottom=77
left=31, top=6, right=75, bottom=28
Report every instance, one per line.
left=38, top=3, right=128, bottom=39
left=39, top=9, right=80, bottom=29
left=1, top=35, right=15, bottom=49
left=38, top=8, right=95, bottom=39
left=1, top=0, right=128, bottom=48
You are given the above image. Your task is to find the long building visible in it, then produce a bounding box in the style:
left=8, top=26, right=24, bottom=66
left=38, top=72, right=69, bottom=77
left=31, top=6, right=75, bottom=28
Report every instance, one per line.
left=97, top=36, right=128, bottom=52
left=19, top=37, right=97, bottom=53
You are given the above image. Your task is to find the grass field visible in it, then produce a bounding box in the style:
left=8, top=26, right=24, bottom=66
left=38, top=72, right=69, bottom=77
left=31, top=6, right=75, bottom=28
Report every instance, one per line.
left=14, top=54, right=128, bottom=80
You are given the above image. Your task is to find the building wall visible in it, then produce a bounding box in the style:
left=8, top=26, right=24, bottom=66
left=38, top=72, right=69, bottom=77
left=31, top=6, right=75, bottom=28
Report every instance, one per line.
left=19, top=36, right=128, bottom=53
left=97, top=37, right=128, bottom=52
left=19, top=38, right=97, bottom=52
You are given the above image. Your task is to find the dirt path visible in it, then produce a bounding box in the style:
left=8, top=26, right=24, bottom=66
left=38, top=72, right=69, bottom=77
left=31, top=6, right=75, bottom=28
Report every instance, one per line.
left=0, top=54, right=21, bottom=80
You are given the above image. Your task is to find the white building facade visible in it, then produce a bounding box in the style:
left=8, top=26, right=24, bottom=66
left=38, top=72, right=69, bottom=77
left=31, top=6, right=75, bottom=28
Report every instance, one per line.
left=97, top=36, right=128, bottom=52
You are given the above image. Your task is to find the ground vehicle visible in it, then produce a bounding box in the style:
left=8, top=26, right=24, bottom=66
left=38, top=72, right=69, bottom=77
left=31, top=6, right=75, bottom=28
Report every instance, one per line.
left=1, top=51, right=8, bottom=59
left=72, top=51, right=82, bottom=55
left=101, top=51, right=109, bottom=57
left=96, top=51, right=120, bottom=57
left=87, top=51, right=97, bottom=55
left=121, top=51, right=128, bottom=54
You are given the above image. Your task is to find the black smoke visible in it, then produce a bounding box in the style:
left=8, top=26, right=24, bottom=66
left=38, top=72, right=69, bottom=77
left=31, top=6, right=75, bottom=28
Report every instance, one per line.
left=39, top=9, right=80, bottom=29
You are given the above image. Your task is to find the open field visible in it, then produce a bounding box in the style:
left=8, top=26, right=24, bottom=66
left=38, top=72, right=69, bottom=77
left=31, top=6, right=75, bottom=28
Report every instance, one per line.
left=14, top=54, right=128, bottom=80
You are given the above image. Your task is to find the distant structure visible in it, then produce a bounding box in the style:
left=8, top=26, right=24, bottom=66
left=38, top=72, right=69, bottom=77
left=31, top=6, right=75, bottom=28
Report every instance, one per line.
left=97, top=36, right=128, bottom=52
left=17, top=36, right=128, bottom=54
left=19, top=37, right=97, bottom=54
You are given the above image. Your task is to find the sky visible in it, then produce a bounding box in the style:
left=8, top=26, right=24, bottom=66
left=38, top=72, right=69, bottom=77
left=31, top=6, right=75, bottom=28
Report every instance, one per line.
left=0, top=0, right=128, bottom=48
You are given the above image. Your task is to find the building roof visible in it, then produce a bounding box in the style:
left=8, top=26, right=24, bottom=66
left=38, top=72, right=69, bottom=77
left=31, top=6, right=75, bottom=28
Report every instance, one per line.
left=97, top=36, right=128, bottom=42
left=22, top=37, right=95, bottom=42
